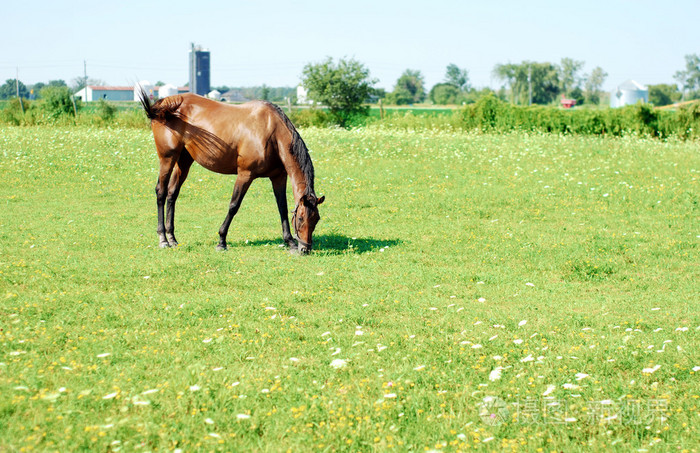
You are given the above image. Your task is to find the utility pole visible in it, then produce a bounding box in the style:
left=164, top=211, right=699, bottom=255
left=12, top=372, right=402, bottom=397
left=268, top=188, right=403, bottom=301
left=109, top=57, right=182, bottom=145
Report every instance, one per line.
left=16, top=67, right=24, bottom=114
left=84, top=60, right=88, bottom=100
left=528, top=65, right=533, bottom=106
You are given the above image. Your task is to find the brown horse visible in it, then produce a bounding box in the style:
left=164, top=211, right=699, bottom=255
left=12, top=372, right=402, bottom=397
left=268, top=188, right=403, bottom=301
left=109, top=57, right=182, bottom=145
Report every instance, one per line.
left=138, top=88, right=324, bottom=254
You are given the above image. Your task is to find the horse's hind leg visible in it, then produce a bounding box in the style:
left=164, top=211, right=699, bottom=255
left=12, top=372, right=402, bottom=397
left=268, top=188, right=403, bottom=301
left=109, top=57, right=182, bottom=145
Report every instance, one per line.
left=164, top=150, right=194, bottom=247
left=217, top=172, right=253, bottom=251
left=155, top=154, right=178, bottom=248
left=270, top=173, right=296, bottom=248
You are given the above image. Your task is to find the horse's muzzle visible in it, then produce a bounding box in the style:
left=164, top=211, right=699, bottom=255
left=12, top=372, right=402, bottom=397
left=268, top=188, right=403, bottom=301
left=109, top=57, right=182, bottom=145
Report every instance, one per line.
left=295, top=237, right=312, bottom=255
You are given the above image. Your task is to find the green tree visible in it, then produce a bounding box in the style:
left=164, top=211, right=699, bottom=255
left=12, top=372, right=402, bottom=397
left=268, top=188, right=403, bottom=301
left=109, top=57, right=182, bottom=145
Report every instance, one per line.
left=569, top=86, right=585, bottom=106
left=493, top=62, right=560, bottom=105
left=673, top=54, right=700, bottom=100
left=648, top=84, right=681, bottom=106
left=40, top=86, right=80, bottom=117
left=31, top=80, right=67, bottom=99
left=387, top=69, right=426, bottom=105
left=530, top=63, right=560, bottom=104
left=260, top=84, right=270, bottom=101
left=444, top=63, right=469, bottom=90
left=492, top=63, right=518, bottom=103
left=429, top=83, right=460, bottom=105
left=386, top=85, right=414, bottom=105
left=0, top=79, right=29, bottom=100
left=584, top=67, right=608, bottom=105
left=559, top=58, right=584, bottom=96
left=371, top=87, right=387, bottom=100
left=30, top=83, right=45, bottom=98
left=462, top=87, right=500, bottom=104
left=301, top=57, right=376, bottom=126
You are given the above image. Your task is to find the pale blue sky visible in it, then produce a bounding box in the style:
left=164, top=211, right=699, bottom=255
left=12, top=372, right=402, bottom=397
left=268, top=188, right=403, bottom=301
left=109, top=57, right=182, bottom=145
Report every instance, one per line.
left=2, top=0, right=698, bottom=91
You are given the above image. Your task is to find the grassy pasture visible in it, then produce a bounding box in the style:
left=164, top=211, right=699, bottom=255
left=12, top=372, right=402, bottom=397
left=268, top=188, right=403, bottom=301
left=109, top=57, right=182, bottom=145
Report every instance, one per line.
left=0, top=125, right=698, bottom=452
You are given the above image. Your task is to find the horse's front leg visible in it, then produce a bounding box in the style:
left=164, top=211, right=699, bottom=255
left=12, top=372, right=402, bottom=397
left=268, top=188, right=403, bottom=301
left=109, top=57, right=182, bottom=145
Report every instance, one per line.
left=270, top=173, right=296, bottom=248
left=217, top=173, right=253, bottom=251
left=164, top=151, right=194, bottom=247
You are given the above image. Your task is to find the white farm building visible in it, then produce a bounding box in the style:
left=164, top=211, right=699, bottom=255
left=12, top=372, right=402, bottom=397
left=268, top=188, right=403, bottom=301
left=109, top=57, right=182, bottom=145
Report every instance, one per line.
left=74, top=86, right=134, bottom=102
left=74, top=84, right=189, bottom=102
left=297, top=85, right=311, bottom=104
left=610, top=80, right=649, bottom=108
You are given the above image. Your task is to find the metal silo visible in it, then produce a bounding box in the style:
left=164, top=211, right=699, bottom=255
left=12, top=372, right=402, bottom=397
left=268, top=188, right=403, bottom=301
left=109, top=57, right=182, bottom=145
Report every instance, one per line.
left=189, top=43, right=211, bottom=96
left=610, top=80, right=649, bottom=108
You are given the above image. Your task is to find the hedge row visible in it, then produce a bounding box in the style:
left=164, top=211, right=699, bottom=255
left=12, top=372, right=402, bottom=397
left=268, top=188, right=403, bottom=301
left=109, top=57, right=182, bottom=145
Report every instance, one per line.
left=2, top=93, right=699, bottom=140
left=461, top=95, right=700, bottom=139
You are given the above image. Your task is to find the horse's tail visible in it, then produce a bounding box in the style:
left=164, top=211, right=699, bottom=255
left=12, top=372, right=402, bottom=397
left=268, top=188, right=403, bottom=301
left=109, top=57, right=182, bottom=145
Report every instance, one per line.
left=138, top=87, right=182, bottom=122
left=267, top=102, right=315, bottom=193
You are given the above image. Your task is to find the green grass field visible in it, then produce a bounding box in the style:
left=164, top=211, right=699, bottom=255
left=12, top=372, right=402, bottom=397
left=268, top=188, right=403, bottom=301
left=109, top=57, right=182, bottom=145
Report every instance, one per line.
left=0, top=125, right=698, bottom=452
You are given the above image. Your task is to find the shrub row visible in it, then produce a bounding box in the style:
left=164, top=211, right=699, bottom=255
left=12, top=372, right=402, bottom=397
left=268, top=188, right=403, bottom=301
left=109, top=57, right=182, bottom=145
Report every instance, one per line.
left=2, top=92, right=699, bottom=140
left=460, top=95, right=700, bottom=139
left=0, top=95, right=149, bottom=128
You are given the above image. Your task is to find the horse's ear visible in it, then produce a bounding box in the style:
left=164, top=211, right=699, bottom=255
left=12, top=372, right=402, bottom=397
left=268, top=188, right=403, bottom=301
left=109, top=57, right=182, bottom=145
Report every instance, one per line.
left=317, top=195, right=325, bottom=205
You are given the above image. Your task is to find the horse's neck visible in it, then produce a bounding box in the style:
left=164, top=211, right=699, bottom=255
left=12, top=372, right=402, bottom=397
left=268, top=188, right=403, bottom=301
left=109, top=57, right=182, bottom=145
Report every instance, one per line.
left=281, top=151, right=312, bottom=202
left=288, top=168, right=311, bottom=202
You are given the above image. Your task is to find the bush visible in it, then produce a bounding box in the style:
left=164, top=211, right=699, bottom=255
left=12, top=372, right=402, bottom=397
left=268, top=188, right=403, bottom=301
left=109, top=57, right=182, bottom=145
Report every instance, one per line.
left=462, top=94, right=504, bottom=131
left=289, top=108, right=334, bottom=128
left=655, top=102, right=700, bottom=139
left=0, top=98, right=33, bottom=125
left=97, top=98, right=117, bottom=122
left=39, top=86, right=80, bottom=118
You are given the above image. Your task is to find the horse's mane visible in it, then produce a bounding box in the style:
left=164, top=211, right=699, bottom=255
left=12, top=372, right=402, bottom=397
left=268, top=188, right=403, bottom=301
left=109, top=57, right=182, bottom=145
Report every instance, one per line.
left=265, top=102, right=315, bottom=196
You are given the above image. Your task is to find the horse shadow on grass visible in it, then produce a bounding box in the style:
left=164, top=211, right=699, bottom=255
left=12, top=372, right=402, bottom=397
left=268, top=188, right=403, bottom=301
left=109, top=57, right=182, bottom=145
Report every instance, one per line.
left=240, top=233, right=403, bottom=255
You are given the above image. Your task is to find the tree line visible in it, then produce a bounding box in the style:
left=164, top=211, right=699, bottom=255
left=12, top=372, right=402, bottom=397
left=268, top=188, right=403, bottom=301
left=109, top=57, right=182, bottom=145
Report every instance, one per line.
left=3, top=54, right=699, bottom=128
left=299, top=54, right=699, bottom=126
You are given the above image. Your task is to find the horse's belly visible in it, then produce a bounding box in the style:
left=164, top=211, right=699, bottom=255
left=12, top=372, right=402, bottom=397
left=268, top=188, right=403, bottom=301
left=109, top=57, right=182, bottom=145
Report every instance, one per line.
left=190, top=146, right=239, bottom=175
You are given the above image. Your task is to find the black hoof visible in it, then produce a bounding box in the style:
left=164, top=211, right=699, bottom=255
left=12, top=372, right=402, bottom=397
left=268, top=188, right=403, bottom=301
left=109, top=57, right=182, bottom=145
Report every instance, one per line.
left=216, top=244, right=228, bottom=252
left=168, top=240, right=179, bottom=247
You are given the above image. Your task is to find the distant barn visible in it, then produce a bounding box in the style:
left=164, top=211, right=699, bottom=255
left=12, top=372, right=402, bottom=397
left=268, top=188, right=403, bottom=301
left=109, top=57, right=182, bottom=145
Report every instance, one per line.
left=74, top=84, right=188, bottom=102
left=74, top=86, right=134, bottom=102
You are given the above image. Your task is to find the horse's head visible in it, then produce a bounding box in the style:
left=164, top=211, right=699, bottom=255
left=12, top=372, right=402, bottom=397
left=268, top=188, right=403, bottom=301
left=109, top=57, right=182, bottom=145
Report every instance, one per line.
left=292, top=194, right=325, bottom=254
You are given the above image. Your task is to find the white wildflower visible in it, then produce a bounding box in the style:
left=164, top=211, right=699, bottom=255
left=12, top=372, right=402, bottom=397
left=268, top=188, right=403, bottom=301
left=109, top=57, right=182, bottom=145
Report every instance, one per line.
left=642, top=365, right=661, bottom=374
left=330, top=359, right=347, bottom=369
left=489, top=367, right=503, bottom=381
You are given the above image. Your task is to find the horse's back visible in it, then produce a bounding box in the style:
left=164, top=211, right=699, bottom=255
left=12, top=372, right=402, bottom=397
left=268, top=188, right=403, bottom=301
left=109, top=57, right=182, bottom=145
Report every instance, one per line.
left=153, top=94, right=289, bottom=176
